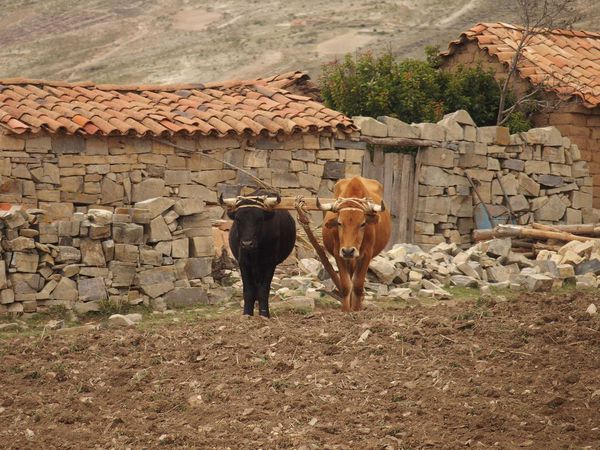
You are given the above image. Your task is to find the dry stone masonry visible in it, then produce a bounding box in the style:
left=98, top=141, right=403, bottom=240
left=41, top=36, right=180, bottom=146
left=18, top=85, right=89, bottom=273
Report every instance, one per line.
left=0, top=130, right=361, bottom=315
left=356, top=110, right=594, bottom=248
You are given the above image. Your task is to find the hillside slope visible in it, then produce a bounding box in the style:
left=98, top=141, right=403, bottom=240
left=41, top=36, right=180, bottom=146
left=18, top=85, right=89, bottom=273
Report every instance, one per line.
left=0, top=0, right=598, bottom=84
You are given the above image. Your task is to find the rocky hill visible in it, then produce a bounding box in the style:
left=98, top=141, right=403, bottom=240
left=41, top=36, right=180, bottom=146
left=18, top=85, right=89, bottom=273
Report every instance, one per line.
left=0, top=0, right=599, bottom=84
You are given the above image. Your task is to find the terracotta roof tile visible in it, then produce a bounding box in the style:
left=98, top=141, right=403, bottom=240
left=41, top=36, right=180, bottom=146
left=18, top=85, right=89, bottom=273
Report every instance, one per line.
left=0, top=71, right=355, bottom=137
left=442, top=23, right=600, bottom=107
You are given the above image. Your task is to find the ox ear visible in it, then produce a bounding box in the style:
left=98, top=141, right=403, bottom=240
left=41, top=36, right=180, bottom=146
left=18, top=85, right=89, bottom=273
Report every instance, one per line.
left=365, top=213, right=379, bottom=224
left=227, top=209, right=236, bottom=220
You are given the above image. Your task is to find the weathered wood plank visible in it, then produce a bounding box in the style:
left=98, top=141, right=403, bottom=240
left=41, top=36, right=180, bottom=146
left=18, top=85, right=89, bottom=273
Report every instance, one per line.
left=398, top=153, right=413, bottom=243
left=407, top=151, right=420, bottom=243
left=390, top=155, right=402, bottom=245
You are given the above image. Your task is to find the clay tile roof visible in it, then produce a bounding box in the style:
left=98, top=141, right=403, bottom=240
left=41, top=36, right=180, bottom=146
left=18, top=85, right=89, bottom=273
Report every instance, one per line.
left=0, top=71, right=355, bottom=137
left=441, top=22, right=600, bottom=108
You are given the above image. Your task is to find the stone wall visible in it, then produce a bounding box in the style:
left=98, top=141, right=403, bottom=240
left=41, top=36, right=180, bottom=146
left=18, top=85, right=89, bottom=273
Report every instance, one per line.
left=441, top=40, right=600, bottom=208
left=0, top=131, right=360, bottom=215
left=0, top=130, right=360, bottom=315
left=0, top=199, right=213, bottom=315
left=358, top=110, right=594, bottom=249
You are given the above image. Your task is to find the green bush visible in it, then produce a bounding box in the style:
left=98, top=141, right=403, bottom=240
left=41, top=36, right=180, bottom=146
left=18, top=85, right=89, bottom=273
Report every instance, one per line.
left=319, top=49, right=532, bottom=133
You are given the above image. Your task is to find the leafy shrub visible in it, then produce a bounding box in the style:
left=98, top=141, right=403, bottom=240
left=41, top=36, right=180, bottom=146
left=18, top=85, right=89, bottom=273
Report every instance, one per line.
left=319, top=49, right=532, bottom=133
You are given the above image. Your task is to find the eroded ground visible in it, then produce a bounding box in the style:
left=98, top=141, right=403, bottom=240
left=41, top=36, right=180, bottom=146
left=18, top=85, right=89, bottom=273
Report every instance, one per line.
left=1, top=290, right=600, bottom=449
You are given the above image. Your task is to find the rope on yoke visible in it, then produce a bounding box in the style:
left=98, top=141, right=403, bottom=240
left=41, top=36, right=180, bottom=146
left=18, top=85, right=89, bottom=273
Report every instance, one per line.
left=294, top=196, right=343, bottom=303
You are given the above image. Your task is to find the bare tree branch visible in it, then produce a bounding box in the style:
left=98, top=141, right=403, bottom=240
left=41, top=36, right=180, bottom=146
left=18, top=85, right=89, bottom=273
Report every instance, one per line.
left=496, top=0, right=580, bottom=127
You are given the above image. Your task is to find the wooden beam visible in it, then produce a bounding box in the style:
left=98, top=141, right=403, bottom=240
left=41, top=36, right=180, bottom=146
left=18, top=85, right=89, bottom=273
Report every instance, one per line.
left=271, top=197, right=335, bottom=211
left=360, top=135, right=459, bottom=150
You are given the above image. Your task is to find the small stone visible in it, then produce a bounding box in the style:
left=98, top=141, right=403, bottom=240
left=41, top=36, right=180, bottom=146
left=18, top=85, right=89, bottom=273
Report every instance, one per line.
left=108, top=314, right=136, bottom=327
left=586, top=303, right=597, bottom=316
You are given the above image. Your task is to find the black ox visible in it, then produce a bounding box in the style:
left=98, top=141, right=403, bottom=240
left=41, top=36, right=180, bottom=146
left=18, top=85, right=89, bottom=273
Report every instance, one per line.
left=220, top=191, right=296, bottom=317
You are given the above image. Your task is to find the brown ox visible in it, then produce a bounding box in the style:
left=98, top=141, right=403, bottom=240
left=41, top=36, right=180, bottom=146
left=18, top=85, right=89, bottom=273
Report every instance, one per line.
left=319, top=176, right=391, bottom=311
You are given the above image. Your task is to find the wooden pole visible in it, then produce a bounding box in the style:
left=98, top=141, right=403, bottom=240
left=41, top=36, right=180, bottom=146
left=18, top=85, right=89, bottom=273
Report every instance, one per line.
left=294, top=201, right=342, bottom=303
left=474, top=223, right=600, bottom=240
left=474, top=224, right=596, bottom=243
left=360, top=135, right=459, bottom=150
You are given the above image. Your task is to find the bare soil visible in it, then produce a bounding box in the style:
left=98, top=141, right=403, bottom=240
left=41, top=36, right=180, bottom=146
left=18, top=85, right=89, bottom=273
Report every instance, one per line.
left=1, top=290, right=600, bottom=449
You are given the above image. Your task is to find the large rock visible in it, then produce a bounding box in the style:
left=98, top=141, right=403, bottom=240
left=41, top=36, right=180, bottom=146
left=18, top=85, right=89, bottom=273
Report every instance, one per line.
left=8, top=237, right=35, bottom=251
left=80, top=239, right=106, bottom=267
left=368, top=256, right=396, bottom=284
left=353, top=116, right=387, bottom=137
left=534, top=196, right=566, bottom=221
left=377, top=116, right=419, bottom=138
left=413, top=123, right=446, bottom=141
left=109, top=261, right=137, bottom=287
left=521, top=273, right=554, bottom=292
left=185, top=258, right=213, bottom=279
left=524, top=160, right=550, bottom=174
left=114, top=244, right=139, bottom=263
left=56, top=246, right=81, bottom=264
left=173, top=198, right=204, bottom=216
left=450, top=275, right=479, bottom=287
left=164, top=287, right=209, bottom=308
left=51, top=277, right=79, bottom=302
left=538, top=174, right=563, bottom=187
left=575, top=259, right=600, bottom=276
left=134, top=197, right=175, bottom=219
left=15, top=252, right=39, bottom=273
left=138, top=266, right=176, bottom=298
left=101, top=177, right=124, bottom=204
left=112, top=223, right=143, bottom=245
left=486, top=238, right=512, bottom=258
left=509, top=195, right=529, bottom=212
left=570, top=191, right=592, bottom=209
left=131, top=178, right=165, bottom=202
left=149, top=216, right=172, bottom=242
left=78, top=277, right=107, bottom=302
left=524, top=126, right=563, bottom=146
left=179, top=184, right=217, bottom=203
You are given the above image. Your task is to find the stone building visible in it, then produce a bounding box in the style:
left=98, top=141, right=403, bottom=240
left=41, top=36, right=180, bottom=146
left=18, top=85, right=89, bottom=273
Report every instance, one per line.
left=0, top=72, right=359, bottom=314
left=356, top=111, right=592, bottom=249
left=440, top=23, right=600, bottom=207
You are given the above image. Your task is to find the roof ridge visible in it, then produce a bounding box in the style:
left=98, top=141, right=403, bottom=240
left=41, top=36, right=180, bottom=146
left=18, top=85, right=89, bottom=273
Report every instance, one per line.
left=468, top=22, right=600, bottom=38
left=0, top=71, right=311, bottom=92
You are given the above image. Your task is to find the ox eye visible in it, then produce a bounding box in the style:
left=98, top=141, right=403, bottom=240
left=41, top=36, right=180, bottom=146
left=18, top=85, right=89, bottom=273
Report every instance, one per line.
left=360, top=222, right=366, bottom=228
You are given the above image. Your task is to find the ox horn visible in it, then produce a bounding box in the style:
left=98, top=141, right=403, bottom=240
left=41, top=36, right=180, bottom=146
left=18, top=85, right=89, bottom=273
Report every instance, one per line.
left=367, top=199, right=386, bottom=213
left=218, top=193, right=238, bottom=208
left=316, top=196, right=336, bottom=212
left=264, top=193, right=281, bottom=207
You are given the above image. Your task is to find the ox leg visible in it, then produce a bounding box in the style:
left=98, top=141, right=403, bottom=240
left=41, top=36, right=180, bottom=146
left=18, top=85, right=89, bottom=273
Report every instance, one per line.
left=350, top=255, right=371, bottom=311
left=257, top=265, right=276, bottom=318
left=240, top=264, right=258, bottom=316
left=334, top=256, right=353, bottom=312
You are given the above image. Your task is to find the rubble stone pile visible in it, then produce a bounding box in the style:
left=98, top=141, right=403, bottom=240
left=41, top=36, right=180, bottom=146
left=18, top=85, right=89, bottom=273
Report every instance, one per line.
left=267, top=238, right=600, bottom=304
left=0, top=198, right=216, bottom=315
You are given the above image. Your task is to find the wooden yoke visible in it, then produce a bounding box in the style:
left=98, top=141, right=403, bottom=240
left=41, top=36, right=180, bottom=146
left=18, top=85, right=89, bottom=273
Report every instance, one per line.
left=273, top=197, right=336, bottom=211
